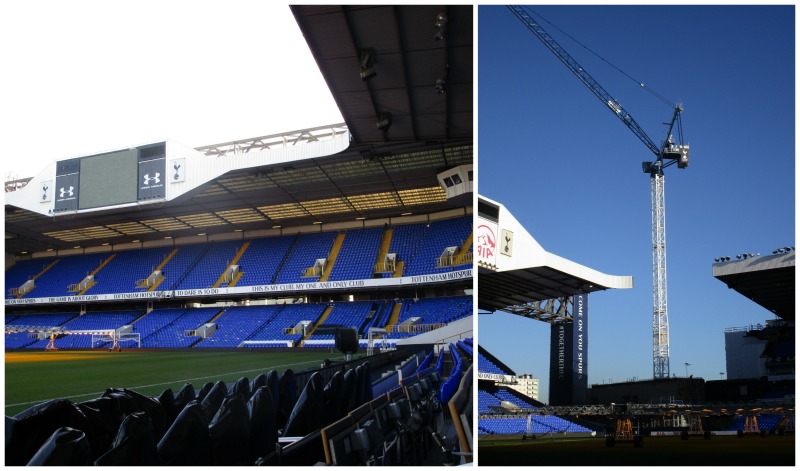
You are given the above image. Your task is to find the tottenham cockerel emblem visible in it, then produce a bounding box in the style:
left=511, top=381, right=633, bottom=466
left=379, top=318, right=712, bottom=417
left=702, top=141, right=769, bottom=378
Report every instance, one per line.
left=143, top=173, right=161, bottom=185
left=173, top=163, right=181, bottom=180
left=59, top=186, right=74, bottom=198
left=501, top=229, right=513, bottom=257
left=42, top=184, right=48, bottom=200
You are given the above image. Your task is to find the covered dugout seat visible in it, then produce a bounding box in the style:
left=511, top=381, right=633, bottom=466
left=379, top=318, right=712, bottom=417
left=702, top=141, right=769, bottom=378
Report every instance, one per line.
left=208, top=393, right=251, bottom=465
left=94, top=411, right=160, bottom=466
left=6, top=398, right=95, bottom=466
left=283, top=372, right=325, bottom=437
left=248, top=385, right=279, bottom=461
left=156, top=401, right=211, bottom=466
left=26, top=426, right=94, bottom=466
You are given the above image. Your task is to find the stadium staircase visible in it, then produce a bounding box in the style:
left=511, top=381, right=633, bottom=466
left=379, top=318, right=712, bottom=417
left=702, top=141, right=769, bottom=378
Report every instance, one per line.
left=207, top=308, right=227, bottom=324
left=374, top=227, right=404, bottom=277
left=319, top=233, right=345, bottom=282
left=301, top=305, right=334, bottom=344
left=187, top=307, right=228, bottom=347
left=10, top=259, right=60, bottom=298
left=212, top=241, right=250, bottom=288
left=359, top=301, right=384, bottom=334
left=129, top=310, right=149, bottom=325
left=376, top=227, right=393, bottom=265
left=168, top=243, right=214, bottom=290
left=271, top=234, right=300, bottom=284
left=384, top=302, right=403, bottom=330
left=140, top=248, right=178, bottom=291
left=454, top=229, right=473, bottom=258
left=69, top=254, right=117, bottom=295
left=392, top=260, right=404, bottom=277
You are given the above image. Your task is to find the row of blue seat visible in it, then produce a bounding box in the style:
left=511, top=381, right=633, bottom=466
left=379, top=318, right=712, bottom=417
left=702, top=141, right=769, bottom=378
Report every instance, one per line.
left=479, top=415, right=592, bottom=435
left=478, top=351, right=509, bottom=376
left=7, top=296, right=472, bottom=350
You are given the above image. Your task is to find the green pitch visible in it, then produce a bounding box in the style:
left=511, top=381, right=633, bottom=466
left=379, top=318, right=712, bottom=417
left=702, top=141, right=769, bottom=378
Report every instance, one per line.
left=478, top=435, right=795, bottom=466
left=5, top=350, right=359, bottom=417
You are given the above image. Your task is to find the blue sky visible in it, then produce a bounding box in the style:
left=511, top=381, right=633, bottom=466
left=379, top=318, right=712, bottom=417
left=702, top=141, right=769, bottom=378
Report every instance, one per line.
left=477, top=5, right=795, bottom=403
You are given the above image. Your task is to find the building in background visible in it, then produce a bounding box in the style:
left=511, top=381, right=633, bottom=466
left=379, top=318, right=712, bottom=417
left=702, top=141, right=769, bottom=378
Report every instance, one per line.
left=507, top=374, right=539, bottom=402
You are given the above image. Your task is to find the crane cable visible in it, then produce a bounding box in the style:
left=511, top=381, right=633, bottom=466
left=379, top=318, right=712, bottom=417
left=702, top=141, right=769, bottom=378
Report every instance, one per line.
left=524, top=6, right=676, bottom=109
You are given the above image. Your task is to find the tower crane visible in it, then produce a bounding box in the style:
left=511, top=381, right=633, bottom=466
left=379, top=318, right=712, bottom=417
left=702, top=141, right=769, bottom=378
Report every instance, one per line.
left=507, top=5, right=689, bottom=379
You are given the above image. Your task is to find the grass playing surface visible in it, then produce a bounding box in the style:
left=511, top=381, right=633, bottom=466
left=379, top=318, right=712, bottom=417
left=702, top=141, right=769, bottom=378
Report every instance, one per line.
left=478, top=435, right=795, bottom=466
left=5, top=350, right=360, bottom=416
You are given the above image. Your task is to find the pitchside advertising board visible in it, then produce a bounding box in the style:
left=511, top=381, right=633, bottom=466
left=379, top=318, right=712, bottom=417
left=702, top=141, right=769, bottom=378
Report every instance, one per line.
left=549, top=293, right=589, bottom=406
left=53, top=143, right=166, bottom=214
left=5, top=268, right=472, bottom=305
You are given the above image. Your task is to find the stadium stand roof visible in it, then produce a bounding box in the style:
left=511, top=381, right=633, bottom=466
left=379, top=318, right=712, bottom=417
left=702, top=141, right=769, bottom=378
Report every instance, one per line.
left=5, top=5, right=472, bottom=257
left=712, top=252, right=795, bottom=320
left=477, top=195, right=632, bottom=316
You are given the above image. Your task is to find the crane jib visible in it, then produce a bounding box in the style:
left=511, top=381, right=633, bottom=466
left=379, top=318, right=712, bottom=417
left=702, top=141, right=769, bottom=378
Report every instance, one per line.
left=508, top=5, right=671, bottom=158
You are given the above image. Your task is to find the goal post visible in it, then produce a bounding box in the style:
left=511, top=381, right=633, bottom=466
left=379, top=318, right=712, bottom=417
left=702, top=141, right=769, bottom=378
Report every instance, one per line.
left=91, top=331, right=141, bottom=350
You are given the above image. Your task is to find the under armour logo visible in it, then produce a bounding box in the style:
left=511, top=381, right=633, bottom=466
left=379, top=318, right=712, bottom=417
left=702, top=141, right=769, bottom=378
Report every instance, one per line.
left=59, top=186, right=74, bottom=197
left=143, top=173, right=161, bottom=185
left=173, top=163, right=181, bottom=180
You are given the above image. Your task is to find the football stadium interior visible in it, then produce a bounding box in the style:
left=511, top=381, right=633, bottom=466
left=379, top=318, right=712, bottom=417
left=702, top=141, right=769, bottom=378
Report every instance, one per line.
left=5, top=6, right=473, bottom=466
left=477, top=197, right=794, bottom=465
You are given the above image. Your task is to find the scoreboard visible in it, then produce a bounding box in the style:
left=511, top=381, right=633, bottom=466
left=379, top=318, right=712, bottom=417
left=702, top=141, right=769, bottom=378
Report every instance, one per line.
left=54, top=143, right=166, bottom=214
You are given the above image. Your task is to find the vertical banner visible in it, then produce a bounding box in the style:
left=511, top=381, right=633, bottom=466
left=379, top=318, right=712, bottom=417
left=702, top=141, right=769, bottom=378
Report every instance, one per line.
left=549, top=321, right=571, bottom=406
left=54, top=158, right=80, bottom=213
left=549, top=293, right=589, bottom=405
left=137, top=143, right=166, bottom=201
left=573, top=293, right=588, bottom=405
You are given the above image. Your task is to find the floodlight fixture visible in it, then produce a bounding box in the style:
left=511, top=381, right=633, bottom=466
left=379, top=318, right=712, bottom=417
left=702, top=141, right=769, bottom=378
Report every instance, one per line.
left=359, top=48, right=376, bottom=81
left=434, top=12, right=448, bottom=40
left=376, top=113, right=391, bottom=132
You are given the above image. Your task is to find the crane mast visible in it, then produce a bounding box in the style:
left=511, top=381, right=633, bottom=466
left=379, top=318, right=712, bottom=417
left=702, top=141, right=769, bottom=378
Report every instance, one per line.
left=508, top=5, right=689, bottom=379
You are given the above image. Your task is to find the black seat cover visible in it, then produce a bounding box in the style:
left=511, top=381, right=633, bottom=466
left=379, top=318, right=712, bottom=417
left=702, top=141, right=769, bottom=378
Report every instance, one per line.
left=209, top=393, right=251, bottom=465
left=277, top=369, right=296, bottom=429
left=283, top=372, right=325, bottom=438
left=156, top=400, right=210, bottom=466
left=6, top=399, right=93, bottom=466
left=26, top=426, right=94, bottom=466
left=248, top=385, right=278, bottom=461
left=199, top=381, right=227, bottom=423
left=94, top=411, right=159, bottom=466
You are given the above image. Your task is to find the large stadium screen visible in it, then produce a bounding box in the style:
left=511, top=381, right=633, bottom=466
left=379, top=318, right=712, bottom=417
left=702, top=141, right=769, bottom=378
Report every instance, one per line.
left=62, top=142, right=167, bottom=212
left=78, top=149, right=139, bottom=210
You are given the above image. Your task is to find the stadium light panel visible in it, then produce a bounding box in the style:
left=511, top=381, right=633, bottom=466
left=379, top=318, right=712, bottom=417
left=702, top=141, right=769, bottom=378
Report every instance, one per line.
left=215, top=208, right=265, bottom=224
left=397, top=187, right=447, bottom=206
left=258, top=202, right=310, bottom=220
left=141, top=218, right=191, bottom=231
